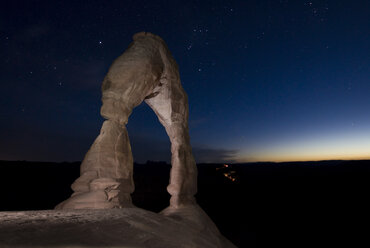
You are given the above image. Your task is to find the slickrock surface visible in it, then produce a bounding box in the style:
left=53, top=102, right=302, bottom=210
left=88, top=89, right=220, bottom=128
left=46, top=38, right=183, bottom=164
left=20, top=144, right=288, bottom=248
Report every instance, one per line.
left=0, top=207, right=236, bottom=248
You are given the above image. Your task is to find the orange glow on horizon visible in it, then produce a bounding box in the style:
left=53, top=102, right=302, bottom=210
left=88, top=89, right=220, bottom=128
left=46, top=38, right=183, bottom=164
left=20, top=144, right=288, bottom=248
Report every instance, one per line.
left=236, top=154, right=370, bottom=163
left=233, top=132, right=370, bottom=163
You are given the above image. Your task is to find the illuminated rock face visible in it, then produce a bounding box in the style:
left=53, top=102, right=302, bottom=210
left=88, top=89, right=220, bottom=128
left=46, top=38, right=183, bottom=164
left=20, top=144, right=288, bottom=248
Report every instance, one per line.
left=0, top=207, right=237, bottom=248
left=56, top=32, right=197, bottom=210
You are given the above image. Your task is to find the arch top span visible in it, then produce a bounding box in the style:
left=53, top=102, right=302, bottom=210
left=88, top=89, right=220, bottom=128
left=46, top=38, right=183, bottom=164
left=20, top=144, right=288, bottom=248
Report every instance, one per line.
left=133, top=31, right=166, bottom=43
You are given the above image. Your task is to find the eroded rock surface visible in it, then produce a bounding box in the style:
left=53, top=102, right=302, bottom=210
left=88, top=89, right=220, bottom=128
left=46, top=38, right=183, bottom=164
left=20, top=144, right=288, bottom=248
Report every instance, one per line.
left=52, top=32, right=237, bottom=248
left=56, top=32, right=197, bottom=210
left=0, top=208, right=237, bottom=248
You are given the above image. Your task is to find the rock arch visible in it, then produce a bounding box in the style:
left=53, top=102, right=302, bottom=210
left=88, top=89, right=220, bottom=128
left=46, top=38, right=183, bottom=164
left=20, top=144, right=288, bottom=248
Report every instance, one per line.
left=56, top=32, right=197, bottom=210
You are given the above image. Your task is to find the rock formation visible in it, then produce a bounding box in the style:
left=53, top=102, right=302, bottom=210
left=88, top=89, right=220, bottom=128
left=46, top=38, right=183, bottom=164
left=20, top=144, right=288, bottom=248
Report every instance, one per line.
left=38, top=32, right=238, bottom=247
left=0, top=208, right=237, bottom=248
left=56, top=32, right=197, bottom=210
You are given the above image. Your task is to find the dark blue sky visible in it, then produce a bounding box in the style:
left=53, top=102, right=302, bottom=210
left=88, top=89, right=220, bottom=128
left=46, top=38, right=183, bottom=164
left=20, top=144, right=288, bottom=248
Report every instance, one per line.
left=1, top=0, right=369, bottom=163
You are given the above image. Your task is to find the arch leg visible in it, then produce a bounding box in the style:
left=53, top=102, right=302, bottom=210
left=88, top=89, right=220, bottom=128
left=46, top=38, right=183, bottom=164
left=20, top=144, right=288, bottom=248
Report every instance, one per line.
left=55, top=120, right=135, bottom=209
left=145, top=82, right=197, bottom=208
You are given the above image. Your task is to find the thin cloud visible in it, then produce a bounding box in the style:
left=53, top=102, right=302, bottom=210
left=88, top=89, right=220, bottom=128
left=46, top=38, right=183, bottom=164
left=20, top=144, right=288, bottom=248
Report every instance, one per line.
left=192, top=147, right=238, bottom=163
left=129, top=135, right=237, bottom=164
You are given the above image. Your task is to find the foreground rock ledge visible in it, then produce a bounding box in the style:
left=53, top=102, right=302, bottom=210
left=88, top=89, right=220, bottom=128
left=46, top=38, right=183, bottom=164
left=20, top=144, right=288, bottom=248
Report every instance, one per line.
left=0, top=207, right=236, bottom=248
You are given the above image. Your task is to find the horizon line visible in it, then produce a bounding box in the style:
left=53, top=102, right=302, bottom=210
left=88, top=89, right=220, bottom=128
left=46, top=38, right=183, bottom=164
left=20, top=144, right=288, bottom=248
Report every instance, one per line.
left=0, top=158, right=369, bottom=164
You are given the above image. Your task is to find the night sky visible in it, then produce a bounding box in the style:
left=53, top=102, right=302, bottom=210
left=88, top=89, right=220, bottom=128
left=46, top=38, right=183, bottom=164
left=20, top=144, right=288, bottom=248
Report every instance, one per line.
left=1, top=0, right=369, bottom=163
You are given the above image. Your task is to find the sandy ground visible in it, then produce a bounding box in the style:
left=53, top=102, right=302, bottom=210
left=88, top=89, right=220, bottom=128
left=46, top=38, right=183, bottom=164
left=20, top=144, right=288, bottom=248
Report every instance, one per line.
left=0, top=207, right=236, bottom=248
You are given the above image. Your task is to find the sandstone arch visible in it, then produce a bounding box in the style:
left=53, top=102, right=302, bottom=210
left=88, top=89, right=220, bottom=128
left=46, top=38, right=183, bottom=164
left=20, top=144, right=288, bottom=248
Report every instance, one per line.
left=56, top=32, right=197, bottom=210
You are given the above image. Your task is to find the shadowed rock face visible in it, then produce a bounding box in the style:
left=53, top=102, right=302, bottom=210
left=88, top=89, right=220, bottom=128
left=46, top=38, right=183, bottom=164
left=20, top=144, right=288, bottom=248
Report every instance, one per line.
left=0, top=208, right=237, bottom=248
left=56, top=32, right=197, bottom=210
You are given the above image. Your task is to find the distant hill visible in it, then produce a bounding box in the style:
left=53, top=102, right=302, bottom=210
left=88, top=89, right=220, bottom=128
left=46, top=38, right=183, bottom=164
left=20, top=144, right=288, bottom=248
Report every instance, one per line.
left=1, top=159, right=369, bottom=247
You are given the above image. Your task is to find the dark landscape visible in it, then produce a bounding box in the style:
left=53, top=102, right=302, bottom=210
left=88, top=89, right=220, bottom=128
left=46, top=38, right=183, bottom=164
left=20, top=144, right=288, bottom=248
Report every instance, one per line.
left=1, top=159, right=369, bottom=247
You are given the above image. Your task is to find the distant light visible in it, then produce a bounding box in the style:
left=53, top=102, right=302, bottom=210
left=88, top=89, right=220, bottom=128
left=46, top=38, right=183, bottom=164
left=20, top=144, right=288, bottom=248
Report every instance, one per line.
left=223, top=171, right=237, bottom=182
